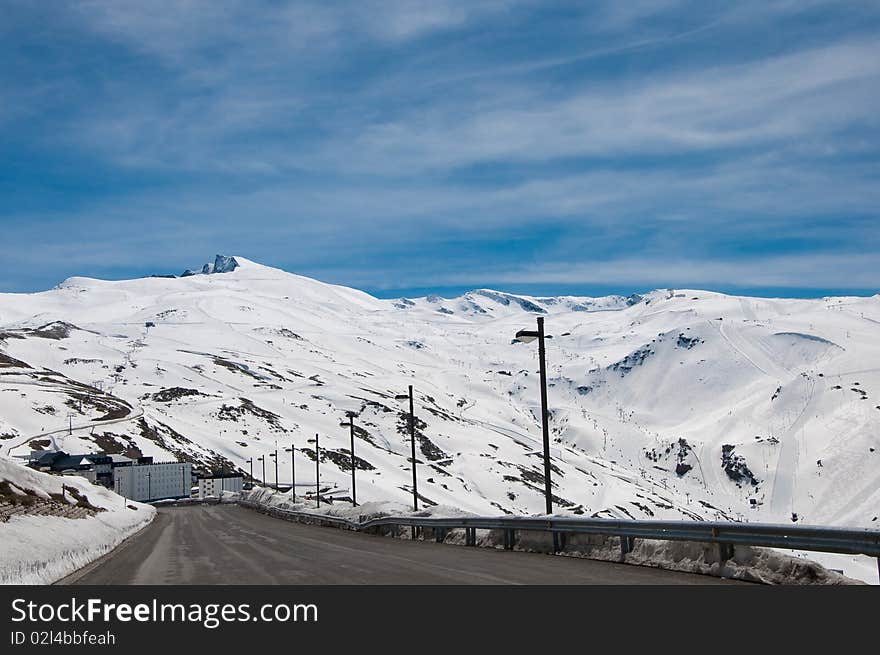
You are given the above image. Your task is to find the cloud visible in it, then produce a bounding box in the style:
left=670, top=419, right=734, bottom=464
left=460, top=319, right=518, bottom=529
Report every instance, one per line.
left=3, top=154, right=877, bottom=294
left=38, top=1, right=880, bottom=178
left=1, top=0, right=878, bottom=295
left=450, top=252, right=880, bottom=291
left=319, top=40, right=880, bottom=174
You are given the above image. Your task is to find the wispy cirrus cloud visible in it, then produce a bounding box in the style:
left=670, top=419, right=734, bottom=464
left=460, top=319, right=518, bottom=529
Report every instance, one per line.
left=377, top=252, right=880, bottom=293
left=321, top=39, right=880, bottom=175
left=0, top=0, right=877, bottom=295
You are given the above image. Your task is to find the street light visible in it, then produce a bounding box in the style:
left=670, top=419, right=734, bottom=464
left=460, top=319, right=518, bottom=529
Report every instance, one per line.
left=514, top=315, right=553, bottom=516
left=285, top=443, right=296, bottom=501
left=257, top=455, right=265, bottom=486
left=269, top=448, right=278, bottom=490
left=341, top=413, right=357, bottom=506
left=394, top=385, right=419, bottom=511
left=312, top=433, right=320, bottom=508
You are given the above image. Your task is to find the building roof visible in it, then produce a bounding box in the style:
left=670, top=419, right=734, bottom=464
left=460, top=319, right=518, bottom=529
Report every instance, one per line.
left=32, top=451, right=63, bottom=467
left=45, top=452, right=111, bottom=470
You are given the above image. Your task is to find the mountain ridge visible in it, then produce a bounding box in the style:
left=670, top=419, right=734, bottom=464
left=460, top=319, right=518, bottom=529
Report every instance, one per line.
left=1, top=256, right=878, bottom=541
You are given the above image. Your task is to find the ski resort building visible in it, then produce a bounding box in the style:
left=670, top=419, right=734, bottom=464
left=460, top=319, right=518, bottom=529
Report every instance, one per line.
left=113, top=462, right=192, bottom=502
left=197, top=473, right=244, bottom=499
left=30, top=451, right=115, bottom=487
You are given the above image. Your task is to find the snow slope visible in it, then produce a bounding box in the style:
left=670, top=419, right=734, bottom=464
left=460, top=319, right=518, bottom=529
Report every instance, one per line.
left=0, top=257, right=877, bottom=543
left=0, top=458, right=155, bottom=584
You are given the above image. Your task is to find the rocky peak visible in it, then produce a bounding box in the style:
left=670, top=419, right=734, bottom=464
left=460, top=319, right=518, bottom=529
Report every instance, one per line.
left=181, top=255, right=240, bottom=277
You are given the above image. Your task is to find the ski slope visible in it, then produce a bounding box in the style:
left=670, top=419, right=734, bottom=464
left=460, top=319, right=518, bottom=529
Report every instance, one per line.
left=1, top=256, right=878, bottom=532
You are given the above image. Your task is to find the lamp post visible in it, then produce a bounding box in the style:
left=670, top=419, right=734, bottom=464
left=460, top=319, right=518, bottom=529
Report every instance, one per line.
left=269, top=448, right=278, bottom=490
left=146, top=471, right=152, bottom=502
left=257, top=455, right=265, bottom=486
left=514, top=316, right=553, bottom=516
left=343, top=413, right=357, bottom=506
left=314, top=433, right=320, bottom=508
left=285, top=444, right=296, bottom=500
left=395, top=385, right=419, bottom=511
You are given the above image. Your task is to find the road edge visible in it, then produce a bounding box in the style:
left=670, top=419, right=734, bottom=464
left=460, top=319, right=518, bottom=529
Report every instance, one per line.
left=53, top=511, right=157, bottom=586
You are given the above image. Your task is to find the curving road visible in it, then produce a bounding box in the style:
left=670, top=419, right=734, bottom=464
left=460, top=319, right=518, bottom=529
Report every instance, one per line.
left=62, top=504, right=743, bottom=585
left=0, top=404, right=144, bottom=458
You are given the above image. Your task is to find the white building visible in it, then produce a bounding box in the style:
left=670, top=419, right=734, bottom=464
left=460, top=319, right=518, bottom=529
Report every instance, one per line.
left=114, top=462, right=192, bottom=502
left=197, top=474, right=243, bottom=499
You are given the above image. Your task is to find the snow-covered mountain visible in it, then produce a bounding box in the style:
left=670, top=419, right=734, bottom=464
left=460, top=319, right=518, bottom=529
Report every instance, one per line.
left=1, top=256, right=878, bottom=529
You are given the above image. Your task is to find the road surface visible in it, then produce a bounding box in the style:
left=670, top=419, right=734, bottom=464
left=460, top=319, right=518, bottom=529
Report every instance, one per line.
left=65, top=504, right=743, bottom=585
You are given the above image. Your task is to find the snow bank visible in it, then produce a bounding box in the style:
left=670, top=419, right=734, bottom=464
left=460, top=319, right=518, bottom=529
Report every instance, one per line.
left=0, top=459, right=155, bottom=585
left=241, top=486, right=470, bottom=523
left=550, top=534, right=859, bottom=585
left=240, top=488, right=863, bottom=585
left=776, top=549, right=878, bottom=585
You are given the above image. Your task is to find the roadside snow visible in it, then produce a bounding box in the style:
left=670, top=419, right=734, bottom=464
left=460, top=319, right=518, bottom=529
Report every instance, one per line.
left=0, top=459, right=155, bottom=585
left=242, top=486, right=469, bottom=522
left=777, top=549, right=878, bottom=585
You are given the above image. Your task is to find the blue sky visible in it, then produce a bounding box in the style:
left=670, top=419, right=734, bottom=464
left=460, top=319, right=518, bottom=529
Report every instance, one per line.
left=1, top=0, right=878, bottom=298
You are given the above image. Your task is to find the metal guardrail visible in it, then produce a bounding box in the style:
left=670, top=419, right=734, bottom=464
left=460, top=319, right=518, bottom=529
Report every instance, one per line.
left=240, top=501, right=357, bottom=529
left=238, top=500, right=880, bottom=576
left=363, top=515, right=880, bottom=557
left=153, top=497, right=224, bottom=507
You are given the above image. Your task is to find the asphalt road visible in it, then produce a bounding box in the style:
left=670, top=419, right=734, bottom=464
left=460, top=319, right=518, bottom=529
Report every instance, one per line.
left=65, top=504, right=743, bottom=585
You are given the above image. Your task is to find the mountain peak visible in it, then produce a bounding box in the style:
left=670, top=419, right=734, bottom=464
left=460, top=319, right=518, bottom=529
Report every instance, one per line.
left=181, top=255, right=240, bottom=278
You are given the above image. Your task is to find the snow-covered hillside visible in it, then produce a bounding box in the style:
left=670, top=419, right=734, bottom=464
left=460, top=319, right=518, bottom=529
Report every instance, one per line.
left=1, top=256, right=878, bottom=532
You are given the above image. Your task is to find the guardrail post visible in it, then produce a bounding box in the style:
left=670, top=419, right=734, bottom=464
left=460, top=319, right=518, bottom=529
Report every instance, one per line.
left=435, top=527, right=446, bottom=543
left=718, top=542, right=734, bottom=563
left=620, top=535, right=634, bottom=558
left=503, top=529, right=515, bottom=550
left=553, top=532, right=566, bottom=553
left=466, top=527, right=476, bottom=546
